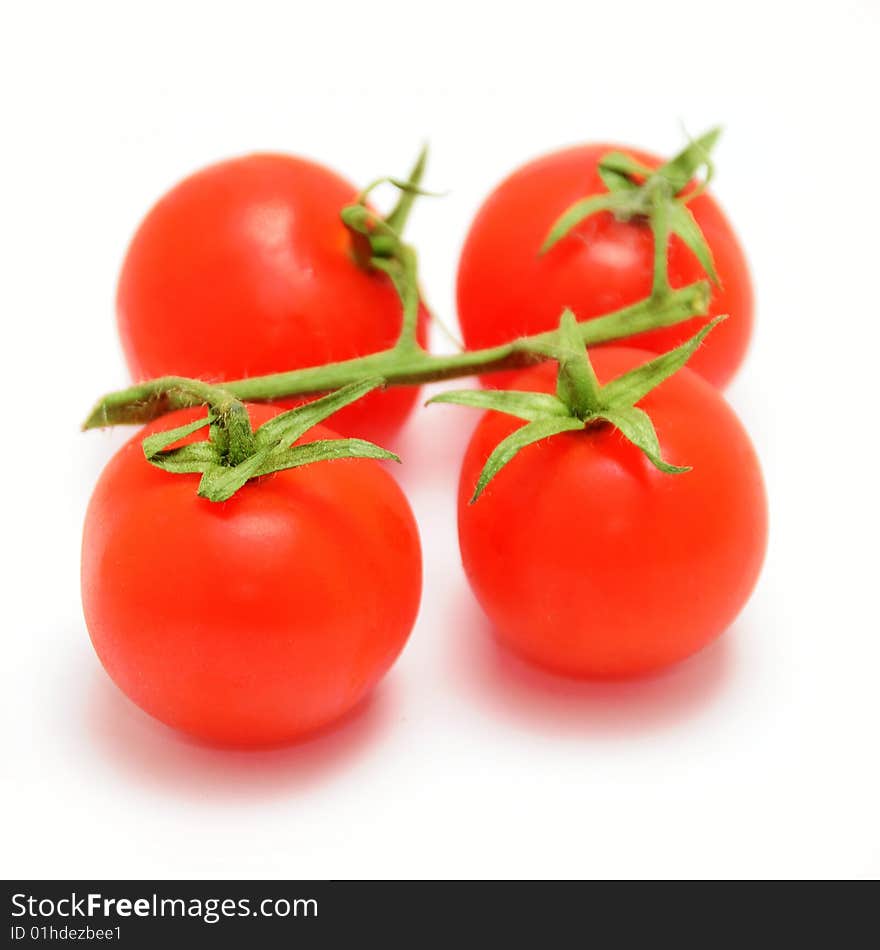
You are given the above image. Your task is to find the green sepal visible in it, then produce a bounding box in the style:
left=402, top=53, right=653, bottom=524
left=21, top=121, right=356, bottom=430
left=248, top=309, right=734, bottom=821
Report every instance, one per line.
left=668, top=202, right=719, bottom=284
left=597, top=152, right=651, bottom=193
left=385, top=144, right=430, bottom=235
left=196, top=438, right=399, bottom=503
left=196, top=450, right=271, bottom=501
left=600, top=317, right=725, bottom=406
left=428, top=388, right=570, bottom=421
left=656, top=127, right=721, bottom=195
left=253, top=378, right=387, bottom=447
left=594, top=405, right=689, bottom=474
left=598, top=166, right=638, bottom=194
left=253, top=439, right=398, bottom=479
left=540, top=190, right=637, bottom=254
left=470, top=416, right=585, bottom=502
left=142, top=415, right=213, bottom=463
left=145, top=443, right=218, bottom=475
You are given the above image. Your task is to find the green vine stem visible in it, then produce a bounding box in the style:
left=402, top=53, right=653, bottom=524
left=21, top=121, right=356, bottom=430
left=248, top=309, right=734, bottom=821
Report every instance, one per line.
left=85, top=131, right=722, bottom=432
left=83, top=280, right=709, bottom=429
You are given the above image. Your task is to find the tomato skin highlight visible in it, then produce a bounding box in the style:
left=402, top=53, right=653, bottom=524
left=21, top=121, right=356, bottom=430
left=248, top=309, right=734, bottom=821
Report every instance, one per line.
left=81, top=405, right=422, bottom=747
left=117, top=154, right=429, bottom=444
left=457, top=349, right=767, bottom=677
left=457, top=145, right=753, bottom=390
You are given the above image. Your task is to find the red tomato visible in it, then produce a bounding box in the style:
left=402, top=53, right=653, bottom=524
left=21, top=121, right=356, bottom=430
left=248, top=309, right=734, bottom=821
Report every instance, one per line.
left=81, top=405, right=422, bottom=746
left=457, top=348, right=767, bottom=677
left=457, top=145, right=753, bottom=389
left=117, top=154, right=429, bottom=444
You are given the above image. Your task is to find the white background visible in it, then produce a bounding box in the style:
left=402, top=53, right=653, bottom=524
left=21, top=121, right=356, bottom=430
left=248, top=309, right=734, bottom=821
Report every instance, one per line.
left=3, top=0, right=879, bottom=880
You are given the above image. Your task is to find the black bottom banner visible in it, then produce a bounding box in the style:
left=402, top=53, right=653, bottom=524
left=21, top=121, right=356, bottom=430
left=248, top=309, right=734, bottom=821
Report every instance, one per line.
left=2, top=879, right=871, bottom=946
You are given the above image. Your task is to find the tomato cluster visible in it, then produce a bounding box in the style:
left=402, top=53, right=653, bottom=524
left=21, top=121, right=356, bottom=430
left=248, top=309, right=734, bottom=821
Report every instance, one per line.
left=82, top=137, right=767, bottom=747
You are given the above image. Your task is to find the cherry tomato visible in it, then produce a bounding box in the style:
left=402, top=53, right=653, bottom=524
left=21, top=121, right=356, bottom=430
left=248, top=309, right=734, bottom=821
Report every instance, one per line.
left=81, top=405, right=422, bottom=746
left=117, top=154, right=429, bottom=444
left=457, top=145, right=753, bottom=389
left=457, top=348, right=767, bottom=677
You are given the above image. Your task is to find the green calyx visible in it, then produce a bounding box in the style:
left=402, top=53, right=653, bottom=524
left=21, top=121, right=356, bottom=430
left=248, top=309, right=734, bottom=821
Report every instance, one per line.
left=541, top=127, right=723, bottom=295
left=340, top=145, right=439, bottom=353
left=430, top=312, right=725, bottom=503
left=141, top=378, right=398, bottom=502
